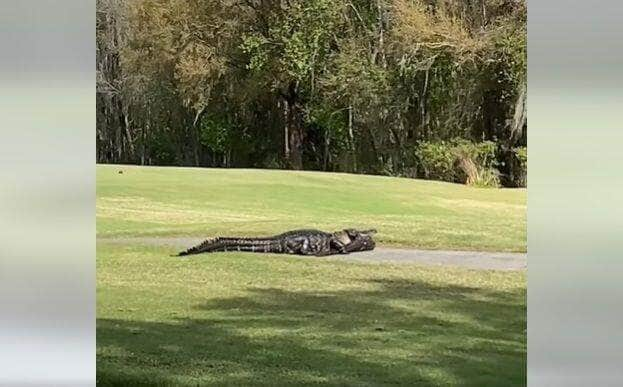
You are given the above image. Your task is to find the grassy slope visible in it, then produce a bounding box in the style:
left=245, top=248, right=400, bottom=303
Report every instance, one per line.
left=97, top=164, right=526, bottom=386
left=97, top=164, right=526, bottom=252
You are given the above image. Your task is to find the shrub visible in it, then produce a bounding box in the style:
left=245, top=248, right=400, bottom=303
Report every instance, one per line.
left=198, top=114, right=232, bottom=154
left=512, top=146, right=527, bottom=187
left=262, top=154, right=285, bottom=170
left=147, top=133, right=176, bottom=165
left=414, top=141, right=457, bottom=182
left=415, top=138, right=500, bottom=187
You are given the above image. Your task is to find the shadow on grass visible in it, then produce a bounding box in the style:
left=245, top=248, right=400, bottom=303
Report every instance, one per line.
left=97, top=278, right=526, bottom=386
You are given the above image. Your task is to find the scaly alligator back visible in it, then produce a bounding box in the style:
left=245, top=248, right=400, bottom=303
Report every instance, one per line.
left=177, top=228, right=375, bottom=257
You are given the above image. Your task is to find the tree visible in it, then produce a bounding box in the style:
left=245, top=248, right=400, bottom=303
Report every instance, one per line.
left=96, top=0, right=527, bottom=186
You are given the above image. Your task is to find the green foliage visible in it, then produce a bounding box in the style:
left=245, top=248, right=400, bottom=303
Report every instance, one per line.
left=486, top=21, right=527, bottom=109
left=240, top=35, right=270, bottom=72
left=470, top=167, right=502, bottom=189
left=260, top=154, right=286, bottom=170
left=307, top=104, right=350, bottom=156
left=414, top=141, right=457, bottom=182
left=453, top=139, right=499, bottom=169
left=198, top=114, right=233, bottom=154
left=97, top=0, right=527, bottom=186
left=514, top=146, right=527, bottom=164
left=147, top=133, right=177, bottom=165
left=241, top=0, right=341, bottom=89
left=415, top=139, right=500, bottom=187
left=513, top=146, right=527, bottom=187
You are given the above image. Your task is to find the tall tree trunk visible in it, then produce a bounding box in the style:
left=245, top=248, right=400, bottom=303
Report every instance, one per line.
left=141, top=125, right=146, bottom=165
left=366, top=125, right=380, bottom=167
left=192, top=106, right=206, bottom=165
left=115, top=116, right=122, bottom=161
left=288, top=105, right=303, bottom=170
left=377, top=0, right=387, bottom=69
left=481, top=0, right=487, bottom=28
left=122, top=104, right=135, bottom=160
left=193, top=130, right=200, bottom=166
left=421, top=69, right=430, bottom=138
left=283, top=99, right=290, bottom=162
left=510, top=80, right=527, bottom=145
left=323, top=128, right=330, bottom=171
left=283, top=82, right=303, bottom=170
left=348, top=104, right=357, bottom=172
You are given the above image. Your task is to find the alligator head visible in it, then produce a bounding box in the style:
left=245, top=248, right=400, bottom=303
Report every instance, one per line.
left=344, top=228, right=377, bottom=251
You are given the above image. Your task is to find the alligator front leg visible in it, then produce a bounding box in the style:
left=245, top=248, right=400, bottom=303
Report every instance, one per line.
left=343, top=237, right=368, bottom=253
left=330, top=237, right=349, bottom=254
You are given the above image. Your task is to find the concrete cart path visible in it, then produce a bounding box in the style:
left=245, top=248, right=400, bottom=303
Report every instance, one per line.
left=98, top=237, right=526, bottom=271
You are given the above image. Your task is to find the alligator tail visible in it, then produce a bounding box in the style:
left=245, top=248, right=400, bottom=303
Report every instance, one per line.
left=177, top=237, right=283, bottom=256
left=177, top=237, right=223, bottom=256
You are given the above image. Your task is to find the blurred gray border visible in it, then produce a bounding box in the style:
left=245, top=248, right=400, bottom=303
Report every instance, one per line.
left=1, top=0, right=622, bottom=385
left=529, top=1, right=623, bottom=386
left=0, top=1, right=95, bottom=386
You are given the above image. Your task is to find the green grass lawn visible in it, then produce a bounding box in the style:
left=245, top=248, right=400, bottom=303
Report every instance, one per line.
left=97, top=164, right=526, bottom=386
left=97, top=244, right=525, bottom=386
left=97, top=164, right=526, bottom=252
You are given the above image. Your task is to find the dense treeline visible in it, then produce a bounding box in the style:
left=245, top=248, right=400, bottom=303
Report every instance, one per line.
left=97, top=0, right=526, bottom=187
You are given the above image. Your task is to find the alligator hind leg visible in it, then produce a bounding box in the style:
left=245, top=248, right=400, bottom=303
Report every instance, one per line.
left=285, top=237, right=316, bottom=255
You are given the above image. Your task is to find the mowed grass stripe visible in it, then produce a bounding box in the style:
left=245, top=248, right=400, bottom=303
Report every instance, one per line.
left=97, top=165, right=526, bottom=252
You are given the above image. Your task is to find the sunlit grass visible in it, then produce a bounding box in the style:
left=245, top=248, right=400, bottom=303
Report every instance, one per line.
left=97, top=164, right=526, bottom=386
left=97, top=164, right=526, bottom=252
left=97, top=243, right=526, bottom=386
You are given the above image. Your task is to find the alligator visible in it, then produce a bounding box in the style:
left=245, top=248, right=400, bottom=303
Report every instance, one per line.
left=177, top=228, right=377, bottom=257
